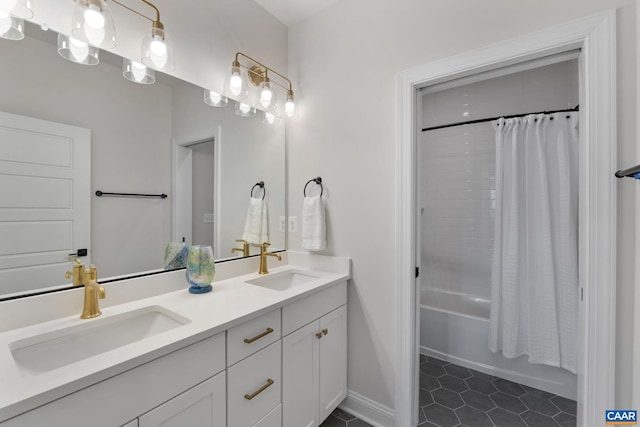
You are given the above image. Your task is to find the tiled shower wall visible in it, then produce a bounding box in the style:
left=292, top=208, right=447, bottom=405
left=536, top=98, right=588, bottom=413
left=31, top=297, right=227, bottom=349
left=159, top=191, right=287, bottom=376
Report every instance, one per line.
left=419, top=60, right=579, bottom=299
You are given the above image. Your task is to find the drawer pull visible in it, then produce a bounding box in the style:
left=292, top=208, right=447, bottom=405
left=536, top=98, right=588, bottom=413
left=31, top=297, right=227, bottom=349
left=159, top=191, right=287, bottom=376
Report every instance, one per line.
left=316, top=332, right=323, bottom=339
left=322, top=328, right=329, bottom=336
left=244, top=327, right=274, bottom=344
left=244, top=378, right=274, bottom=400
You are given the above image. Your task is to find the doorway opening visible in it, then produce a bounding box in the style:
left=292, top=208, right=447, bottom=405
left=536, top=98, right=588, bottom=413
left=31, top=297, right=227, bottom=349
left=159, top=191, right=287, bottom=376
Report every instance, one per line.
left=396, top=11, right=616, bottom=427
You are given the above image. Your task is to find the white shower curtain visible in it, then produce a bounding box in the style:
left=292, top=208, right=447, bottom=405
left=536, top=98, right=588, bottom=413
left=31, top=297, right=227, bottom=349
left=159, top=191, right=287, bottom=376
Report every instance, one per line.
left=488, top=112, right=579, bottom=374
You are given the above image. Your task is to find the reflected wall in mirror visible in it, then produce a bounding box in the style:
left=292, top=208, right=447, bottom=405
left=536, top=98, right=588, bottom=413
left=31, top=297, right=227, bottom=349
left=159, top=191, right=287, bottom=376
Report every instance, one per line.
left=0, top=23, right=285, bottom=299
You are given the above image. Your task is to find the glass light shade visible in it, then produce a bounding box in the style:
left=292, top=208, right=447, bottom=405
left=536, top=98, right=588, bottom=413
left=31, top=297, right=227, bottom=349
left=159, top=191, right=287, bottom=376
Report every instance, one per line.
left=57, top=33, right=99, bottom=65
left=0, top=0, right=33, bottom=19
left=234, top=102, right=256, bottom=118
left=262, top=111, right=278, bottom=125
left=224, top=63, right=248, bottom=100
left=257, top=79, right=276, bottom=111
left=141, top=26, right=174, bottom=71
left=204, top=89, right=228, bottom=107
left=71, top=0, right=116, bottom=49
left=285, top=91, right=295, bottom=118
left=123, top=58, right=155, bottom=84
left=0, top=12, right=23, bottom=40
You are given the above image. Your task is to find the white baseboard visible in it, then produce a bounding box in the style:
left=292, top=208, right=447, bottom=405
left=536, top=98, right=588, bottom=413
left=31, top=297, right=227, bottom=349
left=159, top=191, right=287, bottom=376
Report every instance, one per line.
left=339, top=389, right=394, bottom=427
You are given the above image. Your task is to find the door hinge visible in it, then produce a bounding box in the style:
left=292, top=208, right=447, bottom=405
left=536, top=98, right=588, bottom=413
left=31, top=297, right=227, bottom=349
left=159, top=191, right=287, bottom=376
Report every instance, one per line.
left=415, top=267, right=420, bottom=278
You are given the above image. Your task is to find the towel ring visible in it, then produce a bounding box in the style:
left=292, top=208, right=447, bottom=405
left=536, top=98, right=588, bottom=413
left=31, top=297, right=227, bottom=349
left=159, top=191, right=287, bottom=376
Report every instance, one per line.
left=251, top=181, right=265, bottom=200
left=304, top=177, right=323, bottom=197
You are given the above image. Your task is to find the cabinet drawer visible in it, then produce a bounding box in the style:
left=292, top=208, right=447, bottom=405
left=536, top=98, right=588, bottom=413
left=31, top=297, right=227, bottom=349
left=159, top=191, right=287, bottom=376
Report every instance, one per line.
left=254, top=404, right=281, bottom=427
left=228, top=341, right=281, bottom=427
left=282, top=281, right=347, bottom=335
left=227, top=309, right=281, bottom=366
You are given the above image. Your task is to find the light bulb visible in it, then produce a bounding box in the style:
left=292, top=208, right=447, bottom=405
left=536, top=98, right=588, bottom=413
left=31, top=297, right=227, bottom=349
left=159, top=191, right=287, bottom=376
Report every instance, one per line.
left=148, top=35, right=168, bottom=68
left=69, top=37, right=89, bottom=63
left=209, top=91, right=221, bottom=104
left=0, top=0, right=17, bottom=14
left=0, top=11, right=11, bottom=35
left=130, top=61, right=147, bottom=82
left=239, top=103, right=251, bottom=114
left=264, top=112, right=276, bottom=125
left=285, top=100, right=295, bottom=117
left=230, top=73, right=243, bottom=96
left=84, top=4, right=105, bottom=29
left=259, top=86, right=273, bottom=109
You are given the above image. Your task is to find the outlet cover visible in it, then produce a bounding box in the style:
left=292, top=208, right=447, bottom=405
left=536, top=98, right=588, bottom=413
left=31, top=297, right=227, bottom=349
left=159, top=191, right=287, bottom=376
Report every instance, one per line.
left=204, top=213, right=214, bottom=224
left=279, top=216, right=286, bottom=232
left=288, top=216, right=298, bottom=233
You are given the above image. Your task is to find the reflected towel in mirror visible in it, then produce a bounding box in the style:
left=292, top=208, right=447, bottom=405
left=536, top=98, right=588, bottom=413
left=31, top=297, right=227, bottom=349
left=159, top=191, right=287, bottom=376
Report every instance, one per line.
left=242, top=197, right=269, bottom=245
left=302, top=195, right=326, bottom=251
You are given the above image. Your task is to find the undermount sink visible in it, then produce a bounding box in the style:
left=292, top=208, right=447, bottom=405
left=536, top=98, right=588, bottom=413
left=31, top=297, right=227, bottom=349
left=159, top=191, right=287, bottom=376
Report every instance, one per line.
left=245, top=269, right=322, bottom=291
left=9, top=306, right=190, bottom=376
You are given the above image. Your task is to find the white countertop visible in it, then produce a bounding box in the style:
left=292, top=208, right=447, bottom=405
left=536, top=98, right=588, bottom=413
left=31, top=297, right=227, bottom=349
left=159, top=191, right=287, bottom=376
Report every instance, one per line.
left=0, top=252, right=351, bottom=422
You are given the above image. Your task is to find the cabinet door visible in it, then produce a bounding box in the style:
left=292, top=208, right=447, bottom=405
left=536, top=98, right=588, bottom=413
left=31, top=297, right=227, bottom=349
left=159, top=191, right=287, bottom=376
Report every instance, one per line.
left=282, top=320, right=320, bottom=427
left=139, top=372, right=226, bottom=427
left=319, top=305, right=347, bottom=422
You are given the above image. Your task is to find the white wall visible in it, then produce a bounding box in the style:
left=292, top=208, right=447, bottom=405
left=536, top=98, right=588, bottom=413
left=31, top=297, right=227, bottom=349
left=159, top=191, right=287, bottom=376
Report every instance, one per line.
left=287, top=0, right=636, bottom=418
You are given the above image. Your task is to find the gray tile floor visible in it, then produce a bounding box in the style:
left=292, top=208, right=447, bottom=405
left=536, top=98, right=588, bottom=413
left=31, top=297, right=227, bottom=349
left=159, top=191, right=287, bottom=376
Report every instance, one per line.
left=419, top=355, right=577, bottom=427
left=321, top=408, right=373, bottom=426
left=320, top=355, right=576, bottom=427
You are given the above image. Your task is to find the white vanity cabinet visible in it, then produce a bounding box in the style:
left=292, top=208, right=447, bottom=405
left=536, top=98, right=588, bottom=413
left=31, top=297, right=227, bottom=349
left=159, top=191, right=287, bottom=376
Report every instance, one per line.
left=282, top=282, right=347, bottom=427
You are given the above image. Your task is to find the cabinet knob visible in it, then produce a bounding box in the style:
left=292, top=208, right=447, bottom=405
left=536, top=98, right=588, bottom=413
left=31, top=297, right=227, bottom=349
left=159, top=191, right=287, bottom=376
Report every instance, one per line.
left=322, top=328, right=329, bottom=336
left=316, top=332, right=323, bottom=339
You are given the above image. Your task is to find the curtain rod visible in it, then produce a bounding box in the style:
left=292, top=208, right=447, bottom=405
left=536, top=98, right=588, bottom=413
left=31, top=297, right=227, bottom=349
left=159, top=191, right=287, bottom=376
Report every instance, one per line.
left=421, top=105, right=579, bottom=133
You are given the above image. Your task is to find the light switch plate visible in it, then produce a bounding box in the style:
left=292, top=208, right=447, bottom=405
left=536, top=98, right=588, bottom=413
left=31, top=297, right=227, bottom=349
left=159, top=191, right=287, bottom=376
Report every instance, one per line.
left=204, top=213, right=214, bottom=224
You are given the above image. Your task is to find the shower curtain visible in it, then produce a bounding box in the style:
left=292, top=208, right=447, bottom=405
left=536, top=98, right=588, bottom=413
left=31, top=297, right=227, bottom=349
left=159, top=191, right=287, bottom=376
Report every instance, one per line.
left=488, top=112, right=579, bottom=374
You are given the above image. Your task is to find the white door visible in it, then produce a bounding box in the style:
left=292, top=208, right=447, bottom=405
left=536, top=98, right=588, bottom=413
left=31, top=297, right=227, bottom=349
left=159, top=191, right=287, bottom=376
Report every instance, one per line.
left=318, top=305, right=347, bottom=422
left=139, top=372, right=226, bottom=427
left=282, top=320, right=320, bottom=427
left=0, top=111, right=90, bottom=296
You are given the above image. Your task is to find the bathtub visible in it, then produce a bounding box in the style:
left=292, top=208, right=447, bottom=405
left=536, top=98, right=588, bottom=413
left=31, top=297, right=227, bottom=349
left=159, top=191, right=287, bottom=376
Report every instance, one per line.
left=420, top=287, right=577, bottom=400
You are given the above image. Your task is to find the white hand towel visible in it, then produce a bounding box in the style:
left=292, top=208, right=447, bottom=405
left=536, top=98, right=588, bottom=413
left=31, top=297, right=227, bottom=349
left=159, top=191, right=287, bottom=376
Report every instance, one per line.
left=302, top=195, right=326, bottom=251
left=242, top=197, right=269, bottom=245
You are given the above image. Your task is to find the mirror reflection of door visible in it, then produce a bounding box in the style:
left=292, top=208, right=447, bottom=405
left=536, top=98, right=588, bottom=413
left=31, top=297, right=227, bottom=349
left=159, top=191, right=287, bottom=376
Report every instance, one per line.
left=191, top=139, right=215, bottom=250
left=0, top=111, right=90, bottom=296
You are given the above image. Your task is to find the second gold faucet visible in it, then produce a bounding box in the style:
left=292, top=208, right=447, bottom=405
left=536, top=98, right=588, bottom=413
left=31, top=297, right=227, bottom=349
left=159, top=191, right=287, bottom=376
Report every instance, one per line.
left=259, top=242, right=281, bottom=274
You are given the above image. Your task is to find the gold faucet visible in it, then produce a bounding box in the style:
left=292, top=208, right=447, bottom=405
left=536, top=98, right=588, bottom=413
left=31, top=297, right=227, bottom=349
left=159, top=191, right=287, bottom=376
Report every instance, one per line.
left=231, top=239, right=250, bottom=257
left=65, top=259, right=106, bottom=319
left=258, top=242, right=281, bottom=275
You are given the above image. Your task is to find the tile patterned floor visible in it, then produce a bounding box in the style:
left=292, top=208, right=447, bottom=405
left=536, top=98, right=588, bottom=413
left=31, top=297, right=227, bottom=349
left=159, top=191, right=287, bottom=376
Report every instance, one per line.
left=320, top=408, right=373, bottom=426
left=418, top=355, right=577, bottom=427
left=319, top=355, right=576, bottom=427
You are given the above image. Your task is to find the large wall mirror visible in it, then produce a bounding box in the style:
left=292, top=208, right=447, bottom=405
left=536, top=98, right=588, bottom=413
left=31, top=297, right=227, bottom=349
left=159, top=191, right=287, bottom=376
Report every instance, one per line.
left=0, top=22, right=286, bottom=299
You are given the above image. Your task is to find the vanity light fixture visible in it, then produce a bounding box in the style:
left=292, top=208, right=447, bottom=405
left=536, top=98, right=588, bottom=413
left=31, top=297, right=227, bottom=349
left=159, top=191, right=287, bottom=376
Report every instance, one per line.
left=235, top=102, right=256, bottom=118
left=123, top=58, right=155, bottom=84
left=71, top=0, right=116, bottom=49
left=204, top=89, right=228, bottom=107
left=57, top=33, right=100, bottom=65
left=224, top=52, right=296, bottom=118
